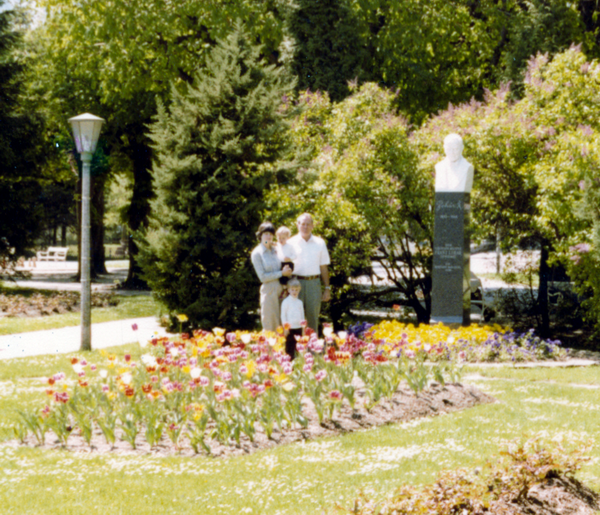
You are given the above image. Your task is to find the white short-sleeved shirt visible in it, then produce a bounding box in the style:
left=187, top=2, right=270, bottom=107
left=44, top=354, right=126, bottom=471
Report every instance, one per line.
left=281, top=295, right=305, bottom=329
left=288, top=234, right=330, bottom=277
left=276, top=242, right=297, bottom=263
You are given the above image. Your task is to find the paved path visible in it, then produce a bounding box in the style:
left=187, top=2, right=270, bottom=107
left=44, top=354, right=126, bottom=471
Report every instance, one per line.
left=0, top=317, right=168, bottom=360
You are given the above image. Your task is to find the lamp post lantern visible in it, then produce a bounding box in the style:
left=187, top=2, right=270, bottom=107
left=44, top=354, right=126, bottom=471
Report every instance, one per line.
left=68, top=113, right=105, bottom=351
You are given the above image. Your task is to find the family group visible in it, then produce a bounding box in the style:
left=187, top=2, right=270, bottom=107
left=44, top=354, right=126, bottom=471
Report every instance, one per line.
left=250, top=213, right=330, bottom=358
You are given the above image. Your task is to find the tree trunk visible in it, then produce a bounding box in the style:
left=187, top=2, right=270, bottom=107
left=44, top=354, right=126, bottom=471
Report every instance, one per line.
left=328, top=299, right=346, bottom=332
left=60, top=225, right=67, bottom=247
left=91, top=174, right=107, bottom=275
left=123, top=139, right=153, bottom=289
left=579, top=1, right=600, bottom=46
left=538, top=241, right=550, bottom=337
left=412, top=297, right=430, bottom=324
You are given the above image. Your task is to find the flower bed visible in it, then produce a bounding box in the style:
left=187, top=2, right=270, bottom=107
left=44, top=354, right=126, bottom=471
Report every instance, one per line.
left=0, top=291, right=118, bottom=318
left=14, top=320, right=569, bottom=455
left=359, top=321, right=569, bottom=363
left=15, top=328, right=462, bottom=454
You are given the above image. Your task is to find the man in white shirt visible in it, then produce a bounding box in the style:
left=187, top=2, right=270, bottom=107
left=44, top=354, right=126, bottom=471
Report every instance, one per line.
left=288, top=213, right=331, bottom=333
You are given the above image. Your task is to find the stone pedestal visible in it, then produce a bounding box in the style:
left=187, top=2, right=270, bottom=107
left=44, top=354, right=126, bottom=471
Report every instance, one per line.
left=431, top=192, right=471, bottom=325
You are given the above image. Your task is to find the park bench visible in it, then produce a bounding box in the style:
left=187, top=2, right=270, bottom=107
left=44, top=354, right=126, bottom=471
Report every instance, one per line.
left=36, top=246, right=68, bottom=262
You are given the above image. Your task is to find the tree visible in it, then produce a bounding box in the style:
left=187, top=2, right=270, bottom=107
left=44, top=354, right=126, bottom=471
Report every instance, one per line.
left=352, top=0, right=593, bottom=122
left=30, top=0, right=600, bottom=291
left=497, top=0, right=590, bottom=92
left=139, top=24, right=297, bottom=329
left=33, top=0, right=294, bottom=288
left=38, top=180, right=76, bottom=246
left=288, top=0, right=368, bottom=101
left=518, top=48, right=600, bottom=333
left=578, top=0, right=600, bottom=49
left=0, top=1, right=46, bottom=275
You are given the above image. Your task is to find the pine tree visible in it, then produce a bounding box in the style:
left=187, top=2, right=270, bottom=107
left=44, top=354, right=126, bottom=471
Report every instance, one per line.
left=289, top=0, right=367, bottom=101
left=139, top=23, right=297, bottom=329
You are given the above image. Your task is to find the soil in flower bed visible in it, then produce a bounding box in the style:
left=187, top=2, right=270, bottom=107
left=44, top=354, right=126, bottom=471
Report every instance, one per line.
left=0, top=291, right=118, bottom=318
left=16, top=381, right=494, bottom=458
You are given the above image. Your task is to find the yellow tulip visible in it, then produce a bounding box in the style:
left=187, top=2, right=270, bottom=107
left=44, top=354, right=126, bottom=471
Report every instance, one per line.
left=244, top=360, right=256, bottom=378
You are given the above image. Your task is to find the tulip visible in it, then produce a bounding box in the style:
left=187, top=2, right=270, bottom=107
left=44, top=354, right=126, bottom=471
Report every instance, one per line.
left=328, top=390, right=342, bottom=401
left=315, top=370, right=327, bottom=382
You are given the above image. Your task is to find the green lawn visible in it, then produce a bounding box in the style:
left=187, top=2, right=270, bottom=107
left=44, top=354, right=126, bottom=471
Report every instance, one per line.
left=0, top=294, right=161, bottom=335
left=0, top=351, right=599, bottom=514
left=105, top=259, right=129, bottom=269
left=466, top=363, right=600, bottom=385
left=478, top=271, right=539, bottom=287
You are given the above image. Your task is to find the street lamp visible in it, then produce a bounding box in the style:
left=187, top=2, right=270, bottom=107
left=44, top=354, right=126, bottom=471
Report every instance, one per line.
left=68, top=113, right=105, bottom=351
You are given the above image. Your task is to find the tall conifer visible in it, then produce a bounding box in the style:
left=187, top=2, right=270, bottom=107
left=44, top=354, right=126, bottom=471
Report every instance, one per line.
left=139, top=23, right=296, bottom=329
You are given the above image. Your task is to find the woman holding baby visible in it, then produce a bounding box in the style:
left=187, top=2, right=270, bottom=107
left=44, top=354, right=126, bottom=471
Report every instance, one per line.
left=250, top=222, right=293, bottom=331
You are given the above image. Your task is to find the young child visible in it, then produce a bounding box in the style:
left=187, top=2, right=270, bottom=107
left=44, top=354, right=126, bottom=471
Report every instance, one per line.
left=280, top=278, right=304, bottom=359
left=276, top=226, right=297, bottom=298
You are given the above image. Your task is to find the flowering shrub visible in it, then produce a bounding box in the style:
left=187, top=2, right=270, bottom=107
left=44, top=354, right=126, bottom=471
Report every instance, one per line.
left=369, top=321, right=569, bottom=362
left=336, top=438, right=593, bottom=515
left=15, top=328, right=459, bottom=453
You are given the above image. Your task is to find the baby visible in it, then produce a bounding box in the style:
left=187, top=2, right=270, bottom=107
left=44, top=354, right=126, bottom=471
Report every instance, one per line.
left=276, top=226, right=297, bottom=298
left=280, top=278, right=305, bottom=359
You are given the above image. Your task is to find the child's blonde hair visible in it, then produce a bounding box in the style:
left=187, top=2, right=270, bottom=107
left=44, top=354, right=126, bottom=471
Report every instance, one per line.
left=287, top=278, right=301, bottom=289
left=276, top=226, right=291, bottom=239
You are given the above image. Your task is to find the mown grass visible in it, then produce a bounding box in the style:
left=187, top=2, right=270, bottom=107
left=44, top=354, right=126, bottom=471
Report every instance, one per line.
left=105, top=259, right=129, bottom=268
left=0, top=350, right=599, bottom=514
left=0, top=294, right=161, bottom=335
left=466, top=363, right=600, bottom=385
left=477, top=271, right=539, bottom=287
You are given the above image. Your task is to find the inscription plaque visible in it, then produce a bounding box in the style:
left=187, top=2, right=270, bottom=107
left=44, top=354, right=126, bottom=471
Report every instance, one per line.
left=431, top=192, right=471, bottom=325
